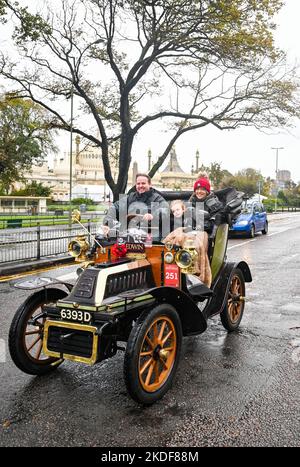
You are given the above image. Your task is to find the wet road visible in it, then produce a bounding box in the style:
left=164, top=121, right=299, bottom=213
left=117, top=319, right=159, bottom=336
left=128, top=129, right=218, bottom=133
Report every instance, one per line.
left=0, top=213, right=299, bottom=447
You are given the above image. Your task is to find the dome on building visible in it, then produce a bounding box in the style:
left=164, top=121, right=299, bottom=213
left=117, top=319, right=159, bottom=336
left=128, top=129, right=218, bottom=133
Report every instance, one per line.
left=162, top=147, right=184, bottom=173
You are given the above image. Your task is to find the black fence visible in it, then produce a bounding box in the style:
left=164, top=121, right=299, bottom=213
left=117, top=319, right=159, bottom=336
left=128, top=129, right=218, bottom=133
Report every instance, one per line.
left=0, top=222, right=99, bottom=264
left=0, top=213, right=102, bottom=230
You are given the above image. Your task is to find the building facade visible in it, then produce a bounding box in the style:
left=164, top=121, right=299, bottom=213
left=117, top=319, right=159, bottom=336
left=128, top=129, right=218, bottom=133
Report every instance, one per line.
left=18, top=138, right=200, bottom=201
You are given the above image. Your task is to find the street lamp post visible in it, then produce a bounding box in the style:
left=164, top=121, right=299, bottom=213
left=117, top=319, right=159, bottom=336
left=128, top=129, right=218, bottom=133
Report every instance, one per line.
left=68, top=86, right=74, bottom=227
left=271, top=147, right=284, bottom=212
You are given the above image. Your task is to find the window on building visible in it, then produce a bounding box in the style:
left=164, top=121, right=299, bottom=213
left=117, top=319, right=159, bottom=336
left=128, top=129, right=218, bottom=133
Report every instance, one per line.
left=15, top=200, right=26, bottom=206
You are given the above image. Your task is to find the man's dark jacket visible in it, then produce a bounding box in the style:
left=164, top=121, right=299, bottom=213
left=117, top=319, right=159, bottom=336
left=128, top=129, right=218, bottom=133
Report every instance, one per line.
left=103, top=187, right=169, bottom=233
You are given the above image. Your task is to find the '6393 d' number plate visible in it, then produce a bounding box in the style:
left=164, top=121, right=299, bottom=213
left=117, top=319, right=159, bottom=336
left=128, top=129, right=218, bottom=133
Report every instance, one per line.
left=60, top=308, right=92, bottom=323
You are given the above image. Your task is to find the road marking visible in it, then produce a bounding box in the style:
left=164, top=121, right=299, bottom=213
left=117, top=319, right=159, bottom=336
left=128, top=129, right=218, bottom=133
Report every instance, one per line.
left=0, top=339, right=5, bottom=363
left=228, top=227, right=293, bottom=250
left=228, top=239, right=256, bottom=250
left=0, top=262, right=76, bottom=283
left=266, top=227, right=291, bottom=237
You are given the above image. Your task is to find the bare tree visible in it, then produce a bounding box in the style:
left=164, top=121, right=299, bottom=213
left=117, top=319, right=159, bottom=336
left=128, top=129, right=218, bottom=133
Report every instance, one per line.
left=0, top=0, right=299, bottom=200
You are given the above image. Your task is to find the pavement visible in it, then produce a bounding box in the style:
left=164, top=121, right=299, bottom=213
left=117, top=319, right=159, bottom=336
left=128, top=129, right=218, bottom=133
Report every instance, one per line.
left=0, top=210, right=297, bottom=280
left=0, top=254, right=75, bottom=279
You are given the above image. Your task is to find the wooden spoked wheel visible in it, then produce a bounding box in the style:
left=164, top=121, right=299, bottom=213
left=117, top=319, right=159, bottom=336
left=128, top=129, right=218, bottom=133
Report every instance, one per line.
left=138, top=316, right=177, bottom=393
left=23, top=305, right=51, bottom=364
left=124, top=304, right=182, bottom=404
left=220, top=269, right=245, bottom=331
left=9, top=289, right=67, bottom=375
left=227, top=274, right=244, bottom=324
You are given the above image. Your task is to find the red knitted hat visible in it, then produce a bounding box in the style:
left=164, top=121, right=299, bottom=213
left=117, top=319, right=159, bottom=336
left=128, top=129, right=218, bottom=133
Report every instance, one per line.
left=193, top=177, right=211, bottom=193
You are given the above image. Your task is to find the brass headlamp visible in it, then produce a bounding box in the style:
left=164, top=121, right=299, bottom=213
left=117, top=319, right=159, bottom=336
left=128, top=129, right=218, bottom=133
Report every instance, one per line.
left=175, top=237, right=198, bottom=274
left=68, top=235, right=90, bottom=261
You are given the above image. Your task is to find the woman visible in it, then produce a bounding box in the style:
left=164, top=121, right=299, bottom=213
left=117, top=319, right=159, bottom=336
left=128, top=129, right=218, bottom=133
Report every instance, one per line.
left=189, top=177, right=223, bottom=224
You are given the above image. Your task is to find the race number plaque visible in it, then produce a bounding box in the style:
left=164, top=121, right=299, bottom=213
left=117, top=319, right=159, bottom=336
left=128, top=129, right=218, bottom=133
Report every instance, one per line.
left=164, top=264, right=180, bottom=288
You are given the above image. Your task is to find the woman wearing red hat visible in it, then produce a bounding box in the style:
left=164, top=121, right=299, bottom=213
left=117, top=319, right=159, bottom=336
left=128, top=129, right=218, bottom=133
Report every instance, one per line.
left=189, top=176, right=223, bottom=217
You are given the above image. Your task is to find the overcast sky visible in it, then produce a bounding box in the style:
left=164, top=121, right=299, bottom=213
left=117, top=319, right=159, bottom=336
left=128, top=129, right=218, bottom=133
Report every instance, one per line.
left=2, top=1, right=300, bottom=183
left=133, top=0, right=300, bottom=183
left=62, top=0, right=300, bottom=183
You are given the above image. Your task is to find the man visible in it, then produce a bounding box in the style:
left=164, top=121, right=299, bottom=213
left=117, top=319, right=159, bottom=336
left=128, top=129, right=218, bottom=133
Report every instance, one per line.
left=102, top=174, right=169, bottom=238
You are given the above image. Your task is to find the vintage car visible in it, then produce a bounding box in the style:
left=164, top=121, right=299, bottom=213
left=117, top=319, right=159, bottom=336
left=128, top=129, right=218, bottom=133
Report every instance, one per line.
left=8, top=188, right=252, bottom=405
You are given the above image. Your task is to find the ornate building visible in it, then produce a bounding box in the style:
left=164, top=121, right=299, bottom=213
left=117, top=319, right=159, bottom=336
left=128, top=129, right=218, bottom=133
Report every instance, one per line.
left=19, top=138, right=200, bottom=200
left=159, top=147, right=195, bottom=190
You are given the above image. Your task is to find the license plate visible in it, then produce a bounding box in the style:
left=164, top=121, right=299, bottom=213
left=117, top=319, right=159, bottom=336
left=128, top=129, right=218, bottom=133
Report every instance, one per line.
left=59, top=308, right=92, bottom=323
left=164, top=264, right=180, bottom=287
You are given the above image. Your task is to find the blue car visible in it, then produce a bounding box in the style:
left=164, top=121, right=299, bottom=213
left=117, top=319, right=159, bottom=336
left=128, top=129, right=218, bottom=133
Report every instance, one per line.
left=230, top=201, right=268, bottom=238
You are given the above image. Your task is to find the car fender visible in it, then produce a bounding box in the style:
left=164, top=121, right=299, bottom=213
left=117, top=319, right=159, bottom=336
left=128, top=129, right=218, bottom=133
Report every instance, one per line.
left=204, top=261, right=252, bottom=319
left=12, top=276, right=73, bottom=292
left=141, top=286, right=208, bottom=336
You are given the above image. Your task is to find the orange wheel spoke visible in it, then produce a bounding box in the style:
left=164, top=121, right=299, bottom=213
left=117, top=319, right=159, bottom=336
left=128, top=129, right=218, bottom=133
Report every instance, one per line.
left=145, top=362, right=155, bottom=386
left=140, top=357, right=153, bottom=376
left=140, top=350, right=153, bottom=357
left=25, top=329, right=40, bottom=336
left=158, top=321, right=167, bottom=342
left=145, top=335, right=154, bottom=349
left=162, top=330, right=173, bottom=345
left=35, top=340, right=43, bottom=360
left=27, top=335, right=41, bottom=352
left=153, top=323, right=159, bottom=344
left=154, top=361, right=160, bottom=382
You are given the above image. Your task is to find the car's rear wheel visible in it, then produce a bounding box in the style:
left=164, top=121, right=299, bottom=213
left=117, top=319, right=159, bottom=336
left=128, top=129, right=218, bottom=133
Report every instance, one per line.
left=220, top=269, right=245, bottom=331
left=124, top=304, right=182, bottom=405
left=9, top=288, right=67, bottom=375
left=262, top=221, right=268, bottom=235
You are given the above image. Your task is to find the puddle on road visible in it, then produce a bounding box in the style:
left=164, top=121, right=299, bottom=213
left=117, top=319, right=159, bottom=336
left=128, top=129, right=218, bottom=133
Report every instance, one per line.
left=279, top=304, right=300, bottom=313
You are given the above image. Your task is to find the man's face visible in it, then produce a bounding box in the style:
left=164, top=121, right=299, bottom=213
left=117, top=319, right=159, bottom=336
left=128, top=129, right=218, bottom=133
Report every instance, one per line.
left=136, top=176, right=151, bottom=194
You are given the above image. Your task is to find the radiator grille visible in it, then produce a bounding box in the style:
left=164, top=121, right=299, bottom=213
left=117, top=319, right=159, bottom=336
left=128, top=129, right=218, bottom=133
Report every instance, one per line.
left=47, top=326, right=94, bottom=358
left=104, top=267, right=148, bottom=298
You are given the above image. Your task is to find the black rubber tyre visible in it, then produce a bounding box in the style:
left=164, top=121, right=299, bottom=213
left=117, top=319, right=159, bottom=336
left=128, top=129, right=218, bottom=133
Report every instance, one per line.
left=262, top=221, right=268, bottom=235
left=248, top=224, right=255, bottom=238
left=124, top=304, right=182, bottom=405
left=9, top=288, right=68, bottom=375
left=220, top=269, right=245, bottom=332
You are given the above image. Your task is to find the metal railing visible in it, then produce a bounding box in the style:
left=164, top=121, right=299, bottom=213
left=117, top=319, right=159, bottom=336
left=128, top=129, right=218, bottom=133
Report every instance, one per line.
left=0, top=213, right=103, bottom=229
left=0, top=222, right=99, bottom=264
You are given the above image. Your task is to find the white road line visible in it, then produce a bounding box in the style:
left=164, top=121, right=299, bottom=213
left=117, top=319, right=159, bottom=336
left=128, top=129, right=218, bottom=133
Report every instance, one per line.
left=228, top=239, right=256, bottom=250
left=228, top=227, right=293, bottom=250
left=266, top=228, right=291, bottom=237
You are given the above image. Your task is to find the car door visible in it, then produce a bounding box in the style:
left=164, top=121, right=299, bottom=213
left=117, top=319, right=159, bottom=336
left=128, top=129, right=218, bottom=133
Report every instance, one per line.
left=252, top=203, right=262, bottom=231
left=255, top=203, right=265, bottom=231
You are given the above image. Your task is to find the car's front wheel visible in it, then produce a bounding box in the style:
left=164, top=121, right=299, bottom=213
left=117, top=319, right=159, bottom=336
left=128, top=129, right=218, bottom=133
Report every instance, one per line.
left=9, top=288, right=67, bottom=375
left=248, top=224, right=255, bottom=238
left=124, top=304, right=182, bottom=405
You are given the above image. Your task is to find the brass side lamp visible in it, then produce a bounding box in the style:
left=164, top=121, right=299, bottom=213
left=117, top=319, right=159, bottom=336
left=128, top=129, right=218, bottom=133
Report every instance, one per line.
left=68, top=235, right=90, bottom=262
left=175, top=237, right=198, bottom=274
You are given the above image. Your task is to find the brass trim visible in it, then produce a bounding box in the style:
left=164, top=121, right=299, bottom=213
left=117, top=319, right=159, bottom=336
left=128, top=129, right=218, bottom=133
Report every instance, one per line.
left=57, top=302, right=98, bottom=312
left=43, top=320, right=98, bottom=365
